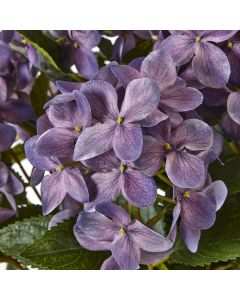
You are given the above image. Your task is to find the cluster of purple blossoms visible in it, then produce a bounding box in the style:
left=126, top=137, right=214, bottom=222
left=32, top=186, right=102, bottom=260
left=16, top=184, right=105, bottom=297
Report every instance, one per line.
left=22, top=30, right=240, bottom=270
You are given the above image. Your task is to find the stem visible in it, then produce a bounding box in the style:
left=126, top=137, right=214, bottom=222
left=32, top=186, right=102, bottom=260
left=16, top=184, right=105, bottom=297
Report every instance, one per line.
left=156, top=173, right=172, bottom=187
left=214, top=263, right=233, bottom=270
left=146, top=208, right=167, bottom=228
left=0, top=256, right=27, bottom=270
left=135, top=207, right=142, bottom=222
left=157, top=195, right=175, bottom=205
left=9, top=149, right=41, bottom=200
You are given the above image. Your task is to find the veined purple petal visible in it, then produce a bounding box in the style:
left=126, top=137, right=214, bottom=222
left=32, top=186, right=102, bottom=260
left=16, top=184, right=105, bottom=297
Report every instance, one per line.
left=160, top=86, right=203, bottom=112
left=0, top=77, right=7, bottom=103
left=92, top=62, right=118, bottom=87
left=202, top=87, right=228, bottom=107
left=141, top=49, right=177, bottom=91
left=95, top=202, right=131, bottom=227
left=44, top=93, right=74, bottom=109
left=172, top=119, right=213, bottom=151
left=129, top=220, right=173, bottom=252
left=221, top=113, right=240, bottom=141
left=41, top=172, right=67, bottom=215
left=113, top=123, right=142, bottom=161
left=160, top=34, right=195, bottom=66
left=180, top=66, right=205, bottom=89
left=120, top=78, right=160, bottom=123
left=0, top=190, right=16, bottom=211
left=48, top=209, right=79, bottom=229
left=140, top=248, right=173, bottom=265
left=133, top=135, right=164, bottom=176
left=120, top=169, right=157, bottom=207
left=0, top=162, right=9, bottom=188
left=137, top=109, right=168, bottom=127
left=180, top=221, right=201, bottom=253
left=73, top=121, right=116, bottom=160
left=37, top=128, right=78, bottom=158
left=25, top=136, right=59, bottom=170
left=73, top=90, right=91, bottom=128
left=110, top=233, right=140, bottom=270
left=101, top=256, right=121, bottom=270
left=74, top=46, right=99, bottom=80
left=201, top=30, right=237, bottom=43
left=0, top=124, right=16, bottom=152
left=111, top=65, right=141, bottom=89
left=129, top=57, right=144, bottom=71
left=166, top=151, right=206, bottom=188
left=3, top=172, right=23, bottom=195
left=63, top=167, right=89, bottom=203
left=70, top=30, right=100, bottom=49
left=227, top=92, right=240, bottom=125
left=0, top=41, right=11, bottom=72
left=36, top=114, right=53, bottom=135
left=80, top=80, right=119, bottom=122
left=181, top=191, right=216, bottom=230
left=202, top=180, right=227, bottom=211
left=30, top=168, right=44, bottom=187
left=0, top=208, right=16, bottom=224
left=55, top=81, right=82, bottom=93
left=0, top=100, right=32, bottom=124
left=193, top=42, right=230, bottom=88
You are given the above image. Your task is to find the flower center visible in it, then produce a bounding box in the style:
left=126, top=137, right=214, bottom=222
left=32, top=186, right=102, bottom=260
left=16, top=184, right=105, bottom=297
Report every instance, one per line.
left=227, top=41, right=233, bottom=48
left=152, top=34, right=158, bottom=41
left=73, top=42, right=79, bottom=48
left=119, top=227, right=126, bottom=234
left=195, top=36, right=201, bottom=42
left=183, top=191, right=190, bottom=198
left=21, top=38, right=27, bottom=45
left=164, top=143, right=172, bottom=151
left=119, top=165, right=126, bottom=172
left=75, top=125, right=82, bottom=133
left=117, top=117, right=124, bottom=124
left=55, top=165, right=63, bottom=172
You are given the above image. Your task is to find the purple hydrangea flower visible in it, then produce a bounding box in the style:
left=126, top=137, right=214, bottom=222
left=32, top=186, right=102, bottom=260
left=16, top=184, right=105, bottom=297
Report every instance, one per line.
left=73, top=78, right=161, bottom=161
left=172, top=180, right=227, bottom=252
left=227, top=92, right=240, bottom=125
left=73, top=202, right=173, bottom=270
left=82, top=149, right=157, bottom=209
left=160, top=30, right=237, bottom=88
left=135, top=119, right=213, bottom=188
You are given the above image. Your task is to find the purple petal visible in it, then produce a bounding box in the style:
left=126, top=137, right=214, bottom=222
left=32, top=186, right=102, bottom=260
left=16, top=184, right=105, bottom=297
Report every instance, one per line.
left=110, top=233, right=140, bottom=270
left=159, top=34, right=195, bottom=66
left=70, top=30, right=100, bottom=49
left=41, top=172, right=67, bottom=215
left=202, top=180, right=227, bottom=211
left=141, top=49, right=177, bottom=91
left=172, top=119, right=213, bottom=151
left=166, top=151, right=206, bottom=188
left=0, top=41, right=11, bottom=72
left=201, top=30, right=237, bottom=43
left=113, top=123, right=143, bottom=161
left=73, top=121, right=116, bottom=160
left=3, top=172, right=23, bottom=195
left=44, top=93, right=74, bottom=109
left=128, top=220, right=173, bottom=252
left=120, top=78, right=160, bottom=123
left=227, top=92, right=240, bottom=125
left=181, top=191, right=216, bottom=229
left=73, top=90, right=92, bottom=128
left=192, top=42, right=230, bottom=88
left=0, top=124, right=16, bottom=152
left=101, top=256, right=121, bottom=270
left=74, top=46, right=99, bottom=80
left=63, top=167, right=89, bottom=203
left=180, top=221, right=201, bottom=253
left=111, top=65, right=141, bottom=89
left=36, top=114, right=53, bottom=135
left=95, top=202, right=131, bottom=227
left=0, top=162, right=9, bottom=187
left=25, top=136, right=59, bottom=170
left=37, top=128, right=78, bottom=157
left=0, top=208, right=16, bottom=224
left=0, top=76, right=7, bottom=103
left=80, top=80, right=119, bottom=122
left=129, top=57, right=144, bottom=71
left=202, top=87, right=228, bottom=107
left=120, top=169, right=157, bottom=207
left=55, top=81, right=82, bottom=93
left=160, top=86, right=203, bottom=112
left=180, top=66, right=205, bottom=89
left=221, top=112, right=240, bottom=141
left=92, top=62, right=118, bottom=87
left=30, top=168, right=44, bottom=186
left=0, top=100, right=32, bottom=124
left=140, top=248, right=173, bottom=265
left=137, top=109, right=168, bottom=127
left=133, top=135, right=164, bottom=176
left=48, top=208, right=79, bottom=229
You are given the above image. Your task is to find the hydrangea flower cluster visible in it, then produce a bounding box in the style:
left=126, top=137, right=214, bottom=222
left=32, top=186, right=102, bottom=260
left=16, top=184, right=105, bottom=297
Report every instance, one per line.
left=22, top=30, right=240, bottom=270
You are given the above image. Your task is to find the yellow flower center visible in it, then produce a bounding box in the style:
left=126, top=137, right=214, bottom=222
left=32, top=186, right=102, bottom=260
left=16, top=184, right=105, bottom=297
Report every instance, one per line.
left=164, top=143, right=172, bottom=151
left=73, top=42, right=79, bottom=48
left=183, top=191, right=190, bottom=198
left=227, top=41, right=233, bottom=48
left=152, top=34, right=158, bottom=41
left=117, top=117, right=124, bottom=124
left=21, top=38, right=27, bottom=45
left=119, top=227, right=126, bottom=234
left=119, top=165, right=126, bottom=172
left=55, top=165, right=63, bottom=172
left=75, top=125, right=82, bottom=133
left=195, top=36, right=201, bottom=42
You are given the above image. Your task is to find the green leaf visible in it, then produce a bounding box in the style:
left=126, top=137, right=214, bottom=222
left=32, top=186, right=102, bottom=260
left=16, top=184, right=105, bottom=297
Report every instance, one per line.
left=98, top=37, right=113, bottom=59
left=30, top=73, right=49, bottom=116
left=18, top=30, right=84, bottom=82
left=123, top=40, right=153, bottom=63
left=0, top=215, right=51, bottom=260
left=20, top=219, right=109, bottom=270
left=209, top=157, right=240, bottom=194
left=171, top=195, right=240, bottom=266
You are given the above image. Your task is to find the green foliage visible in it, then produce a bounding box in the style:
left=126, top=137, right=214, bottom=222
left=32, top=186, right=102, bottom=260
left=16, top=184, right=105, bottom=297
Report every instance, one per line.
left=20, top=219, right=109, bottom=270
left=123, top=39, right=153, bottom=63
left=171, top=195, right=240, bottom=266
left=30, top=73, right=49, bottom=116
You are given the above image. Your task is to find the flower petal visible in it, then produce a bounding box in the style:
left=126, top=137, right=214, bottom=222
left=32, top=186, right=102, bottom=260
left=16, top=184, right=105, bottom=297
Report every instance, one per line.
left=0, top=208, right=16, bottom=224
left=120, top=169, right=157, bottom=207
left=227, top=92, right=240, bottom=125
left=44, top=93, right=74, bottom=109
left=221, top=112, right=240, bottom=141
left=180, top=221, right=201, bottom=253
left=0, top=76, right=7, bottom=103
left=55, top=81, right=82, bottom=93
left=73, top=121, right=116, bottom=160
left=0, top=162, right=9, bottom=188
left=137, top=109, right=168, bottom=127
left=48, top=209, right=79, bottom=229
left=0, top=124, right=16, bottom=152
left=73, top=90, right=92, bottom=128
left=166, top=151, right=206, bottom=188
left=202, top=180, right=227, bottom=211
left=92, top=62, right=118, bottom=86
left=30, top=168, right=44, bottom=187
left=101, top=256, right=121, bottom=270
left=0, top=100, right=32, bottom=124
left=111, top=65, right=141, bottom=88
left=36, top=114, right=53, bottom=135
left=120, top=78, right=160, bottom=123
left=201, top=30, right=237, bottom=43
left=192, top=42, right=230, bottom=88
left=113, top=123, right=143, bottom=161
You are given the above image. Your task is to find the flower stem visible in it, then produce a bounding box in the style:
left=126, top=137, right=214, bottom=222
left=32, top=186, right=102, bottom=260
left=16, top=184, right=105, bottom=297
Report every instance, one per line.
left=156, top=173, right=172, bottom=187
left=134, top=207, right=142, bottom=222
left=157, top=195, right=175, bottom=205
left=9, top=149, right=41, bottom=200
left=0, top=255, right=28, bottom=270
left=146, top=208, right=167, bottom=228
